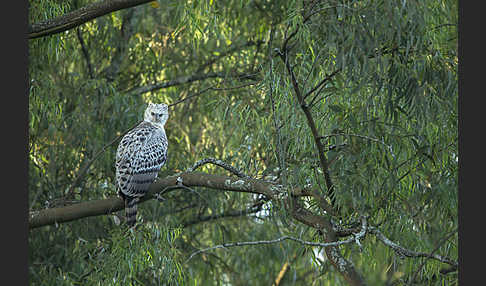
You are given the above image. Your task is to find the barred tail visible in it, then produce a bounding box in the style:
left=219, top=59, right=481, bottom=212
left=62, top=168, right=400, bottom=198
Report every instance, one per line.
left=125, top=197, right=140, bottom=227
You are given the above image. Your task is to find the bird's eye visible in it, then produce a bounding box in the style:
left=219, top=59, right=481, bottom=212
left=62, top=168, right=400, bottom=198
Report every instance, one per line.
left=151, top=112, right=155, bottom=116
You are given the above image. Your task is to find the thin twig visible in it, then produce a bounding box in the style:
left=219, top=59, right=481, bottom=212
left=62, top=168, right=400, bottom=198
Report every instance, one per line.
left=369, top=227, right=458, bottom=267
left=186, top=158, right=249, bottom=179
left=303, top=68, right=341, bottom=101
left=302, top=51, right=322, bottom=92
left=76, top=27, right=94, bottom=79
left=302, top=0, right=323, bottom=24
left=129, top=71, right=260, bottom=97
left=196, top=40, right=264, bottom=73
left=408, top=229, right=458, bottom=285
left=308, top=83, right=329, bottom=108
left=65, top=120, right=141, bottom=199
left=210, top=81, right=259, bottom=91
left=320, top=133, right=395, bottom=158
left=154, top=177, right=213, bottom=207
left=187, top=216, right=368, bottom=263
left=182, top=201, right=264, bottom=227
left=168, top=85, right=216, bottom=108
left=186, top=234, right=359, bottom=263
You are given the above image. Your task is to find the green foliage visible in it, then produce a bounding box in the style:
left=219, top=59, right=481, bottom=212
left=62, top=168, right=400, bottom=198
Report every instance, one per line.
left=30, top=222, right=184, bottom=285
left=29, top=0, right=457, bottom=285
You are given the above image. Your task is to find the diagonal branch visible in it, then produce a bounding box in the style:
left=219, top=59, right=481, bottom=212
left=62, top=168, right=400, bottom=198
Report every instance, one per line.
left=196, top=40, right=265, bottom=73
left=279, top=50, right=336, bottom=205
left=29, top=0, right=154, bottom=39
left=369, top=227, right=458, bottom=267
left=185, top=157, right=250, bottom=179
left=168, top=85, right=216, bottom=107
left=127, top=72, right=226, bottom=96
left=182, top=200, right=265, bottom=228
left=303, top=68, right=341, bottom=101
left=127, top=71, right=259, bottom=96
left=409, top=229, right=458, bottom=284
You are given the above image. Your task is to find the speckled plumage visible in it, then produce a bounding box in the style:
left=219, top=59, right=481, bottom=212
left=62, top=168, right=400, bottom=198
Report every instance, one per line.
left=116, top=103, right=169, bottom=226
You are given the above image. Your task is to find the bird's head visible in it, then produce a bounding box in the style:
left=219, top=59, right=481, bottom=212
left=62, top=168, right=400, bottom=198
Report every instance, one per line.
left=144, top=103, right=169, bottom=128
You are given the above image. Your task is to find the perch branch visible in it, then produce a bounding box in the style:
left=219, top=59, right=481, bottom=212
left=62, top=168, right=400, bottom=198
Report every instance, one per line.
left=29, top=172, right=285, bottom=229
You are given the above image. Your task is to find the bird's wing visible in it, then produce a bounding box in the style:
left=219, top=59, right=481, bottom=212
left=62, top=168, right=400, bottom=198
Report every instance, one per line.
left=116, top=122, right=167, bottom=198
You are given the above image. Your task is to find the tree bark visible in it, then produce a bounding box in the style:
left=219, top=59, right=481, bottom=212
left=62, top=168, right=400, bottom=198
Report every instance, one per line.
left=289, top=198, right=367, bottom=286
left=29, top=172, right=282, bottom=229
left=28, top=0, right=154, bottom=39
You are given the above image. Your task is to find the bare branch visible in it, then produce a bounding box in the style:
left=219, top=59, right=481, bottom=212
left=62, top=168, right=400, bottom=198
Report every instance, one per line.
left=186, top=158, right=250, bottom=179
left=368, top=227, right=458, bottom=267
left=29, top=172, right=285, bottom=229
left=128, top=71, right=260, bottom=97
left=29, top=0, right=154, bottom=39
left=182, top=201, right=264, bottom=228
left=279, top=46, right=336, bottom=206
left=320, top=133, right=395, bottom=157
left=303, top=68, right=341, bottom=101
left=168, top=85, right=216, bottom=108
left=186, top=234, right=362, bottom=263
left=127, top=72, right=227, bottom=96
left=196, top=40, right=265, bottom=73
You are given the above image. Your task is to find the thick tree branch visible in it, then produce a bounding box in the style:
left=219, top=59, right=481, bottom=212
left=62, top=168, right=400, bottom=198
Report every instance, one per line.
left=28, top=0, right=153, bottom=39
left=29, top=172, right=284, bottom=229
left=289, top=198, right=367, bottom=286
left=29, top=172, right=458, bottom=273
